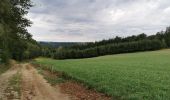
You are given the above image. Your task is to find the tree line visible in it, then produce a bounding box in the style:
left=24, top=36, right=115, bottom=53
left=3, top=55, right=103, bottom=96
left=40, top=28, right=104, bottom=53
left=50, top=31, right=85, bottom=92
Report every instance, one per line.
left=41, top=27, right=170, bottom=59
left=0, top=0, right=41, bottom=63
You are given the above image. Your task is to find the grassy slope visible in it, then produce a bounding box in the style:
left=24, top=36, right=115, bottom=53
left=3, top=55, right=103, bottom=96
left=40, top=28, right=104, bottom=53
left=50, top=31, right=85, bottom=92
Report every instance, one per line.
left=35, top=49, right=170, bottom=100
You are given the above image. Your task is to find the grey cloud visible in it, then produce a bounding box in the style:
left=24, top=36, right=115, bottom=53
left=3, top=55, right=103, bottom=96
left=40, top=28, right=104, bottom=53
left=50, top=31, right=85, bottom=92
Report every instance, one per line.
left=28, top=0, right=170, bottom=42
left=50, top=28, right=84, bottom=36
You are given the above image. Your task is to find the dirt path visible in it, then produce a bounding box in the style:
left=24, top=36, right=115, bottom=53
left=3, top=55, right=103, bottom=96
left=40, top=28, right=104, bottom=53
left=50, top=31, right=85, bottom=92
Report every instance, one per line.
left=0, top=63, right=71, bottom=100
left=20, top=63, right=70, bottom=100
left=0, top=63, right=20, bottom=100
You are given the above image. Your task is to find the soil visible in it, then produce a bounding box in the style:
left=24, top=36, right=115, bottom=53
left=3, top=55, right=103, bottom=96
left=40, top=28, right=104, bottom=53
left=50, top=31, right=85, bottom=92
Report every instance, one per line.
left=59, top=82, right=112, bottom=100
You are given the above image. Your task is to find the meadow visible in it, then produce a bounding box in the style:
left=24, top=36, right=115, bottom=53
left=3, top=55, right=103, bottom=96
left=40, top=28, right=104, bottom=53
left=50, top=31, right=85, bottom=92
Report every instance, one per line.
left=35, top=49, right=170, bottom=100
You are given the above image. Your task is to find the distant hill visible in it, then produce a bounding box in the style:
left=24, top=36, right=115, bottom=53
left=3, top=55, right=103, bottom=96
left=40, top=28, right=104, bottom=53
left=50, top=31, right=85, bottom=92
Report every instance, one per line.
left=39, top=42, right=87, bottom=48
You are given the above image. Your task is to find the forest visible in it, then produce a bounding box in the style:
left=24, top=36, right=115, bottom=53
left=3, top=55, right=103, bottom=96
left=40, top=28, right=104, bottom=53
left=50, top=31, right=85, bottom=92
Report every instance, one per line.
left=41, top=28, right=170, bottom=59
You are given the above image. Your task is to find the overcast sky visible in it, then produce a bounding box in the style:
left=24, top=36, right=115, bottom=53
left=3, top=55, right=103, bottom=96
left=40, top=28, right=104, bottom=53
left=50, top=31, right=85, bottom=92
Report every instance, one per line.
left=27, top=0, right=170, bottom=42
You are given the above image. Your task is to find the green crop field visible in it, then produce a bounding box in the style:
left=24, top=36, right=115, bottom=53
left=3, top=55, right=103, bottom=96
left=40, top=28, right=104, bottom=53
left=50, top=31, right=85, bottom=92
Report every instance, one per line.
left=35, top=49, right=170, bottom=100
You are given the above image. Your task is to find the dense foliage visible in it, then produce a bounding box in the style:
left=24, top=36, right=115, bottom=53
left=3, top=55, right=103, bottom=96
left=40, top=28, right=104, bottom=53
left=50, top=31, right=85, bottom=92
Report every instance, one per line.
left=0, top=0, right=41, bottom=63
left=42, top=27, right=170, bottom=59
left=53, top=39, right=166, bottom=59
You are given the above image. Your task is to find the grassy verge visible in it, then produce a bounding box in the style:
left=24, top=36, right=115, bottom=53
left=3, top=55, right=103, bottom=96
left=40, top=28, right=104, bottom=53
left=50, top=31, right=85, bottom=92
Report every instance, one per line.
left=0, top=64, right=10, bottom=75
left=5, top=72, right=21, bottom=99
left=36, top=66, right=65, bottom=85
left=35, top=49, right=170, bottom=100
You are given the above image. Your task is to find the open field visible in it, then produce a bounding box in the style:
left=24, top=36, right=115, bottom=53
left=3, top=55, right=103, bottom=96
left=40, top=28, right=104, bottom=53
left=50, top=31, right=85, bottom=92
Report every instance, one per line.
left=35, top=49, right=170, bottom=100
